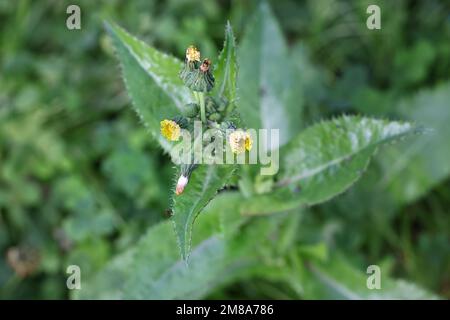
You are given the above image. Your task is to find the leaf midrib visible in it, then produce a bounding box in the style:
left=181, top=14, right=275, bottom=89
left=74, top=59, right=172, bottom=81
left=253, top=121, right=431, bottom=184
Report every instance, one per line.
left=277, top=127, right=414, bottom=187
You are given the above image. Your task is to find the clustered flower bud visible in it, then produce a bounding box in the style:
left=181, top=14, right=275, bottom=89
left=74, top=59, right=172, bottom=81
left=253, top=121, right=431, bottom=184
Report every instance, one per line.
left=160, top=45, right=253, bottom=196
left=179, top=47, right=215, bottom=93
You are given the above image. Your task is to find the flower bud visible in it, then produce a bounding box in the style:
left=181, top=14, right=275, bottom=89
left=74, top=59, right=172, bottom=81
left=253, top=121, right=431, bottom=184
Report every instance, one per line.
left=205, top=96, right=218, bottom=114
left=220, top=121, right=236, bottom=130
left=184, top=59, right=215, bottom=92
left=180, top=46, right=200, bottom=84
left=183, top=103, right=199, bottom=118
left=208, top=112, right=221, bottom=122
left=175, top=175, right=189, bottom=195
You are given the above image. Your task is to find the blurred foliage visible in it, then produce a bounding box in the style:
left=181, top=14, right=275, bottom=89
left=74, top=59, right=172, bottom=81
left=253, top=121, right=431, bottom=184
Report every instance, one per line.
left=0, top=0, right=449, bottom=299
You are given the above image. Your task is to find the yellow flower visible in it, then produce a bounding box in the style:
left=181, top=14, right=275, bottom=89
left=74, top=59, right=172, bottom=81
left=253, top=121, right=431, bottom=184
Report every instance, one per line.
left=186, top=45, right=200, bottom=62
left=245, top=133, right=253, bottom=151
left=160, top=119, right=181, bottom=141
left=229, top=130, right=253, bottom=154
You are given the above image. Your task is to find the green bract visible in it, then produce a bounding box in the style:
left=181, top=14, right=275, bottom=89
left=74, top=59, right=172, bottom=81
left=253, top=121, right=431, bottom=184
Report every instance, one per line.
left=182, top=59, right=215, bottom=93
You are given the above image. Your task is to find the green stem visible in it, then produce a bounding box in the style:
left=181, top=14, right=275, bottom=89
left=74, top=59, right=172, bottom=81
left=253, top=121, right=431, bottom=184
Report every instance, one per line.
left=238, top=165, right=254, bottom=198
left=193, top=91, right=199, bottom=102
left=198, top=91, right=206, bottom=123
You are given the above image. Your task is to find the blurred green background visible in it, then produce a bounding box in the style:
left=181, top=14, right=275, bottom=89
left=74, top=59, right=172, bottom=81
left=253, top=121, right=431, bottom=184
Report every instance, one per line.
left=0, top=0, right=449, bottom=299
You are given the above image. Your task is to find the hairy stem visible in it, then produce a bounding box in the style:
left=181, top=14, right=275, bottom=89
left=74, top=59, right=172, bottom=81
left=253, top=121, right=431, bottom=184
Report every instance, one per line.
left=198, top=92, right=206, bottom=123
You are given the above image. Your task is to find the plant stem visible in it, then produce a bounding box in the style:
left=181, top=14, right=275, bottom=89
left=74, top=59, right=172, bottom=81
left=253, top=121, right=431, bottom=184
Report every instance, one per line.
left=193, top=91, right=199, bottom=103
left=198, top=92, right=206, bottom=123
left=238, top=165, right=254, bottom=198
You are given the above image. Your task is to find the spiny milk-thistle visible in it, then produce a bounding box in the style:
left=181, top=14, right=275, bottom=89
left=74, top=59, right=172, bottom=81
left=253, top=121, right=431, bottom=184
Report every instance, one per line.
left=159, top=45, right=278, bottom=195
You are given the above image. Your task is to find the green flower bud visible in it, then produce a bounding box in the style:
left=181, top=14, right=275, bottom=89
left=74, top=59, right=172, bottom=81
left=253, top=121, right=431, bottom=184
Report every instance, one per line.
left=215, top=96, right=228, bottom=112
left=179, top=60, right=198, bottom=84
left=180, top=46, right=201, bottom=85
left=220, top=121, right=236, bottom=130
left=208, top=112, right=221, bottom=122
left=205, top=96, right=218, bottom=114
left=185, top=59, right=215, bottom=92
left=172, top=115, right=188, bottom=129
left=183, top=103, right=199, bottom=118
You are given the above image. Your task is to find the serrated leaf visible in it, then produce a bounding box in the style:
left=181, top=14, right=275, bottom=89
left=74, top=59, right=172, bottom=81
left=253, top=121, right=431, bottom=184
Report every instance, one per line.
left=213, top=21, right=237, bottom=105
left=171, top=165, right=235, bottom=261
left=105, top=22, right=191, bottom=153
left=75, top=193, right=275, bottom=299
left=303, top=254, right=440, bottom=299
left=241, top=116, right=420, bottom=215
left=318, top=83, right=450, bottom=227
left=237, top=2, right=303, bottom=146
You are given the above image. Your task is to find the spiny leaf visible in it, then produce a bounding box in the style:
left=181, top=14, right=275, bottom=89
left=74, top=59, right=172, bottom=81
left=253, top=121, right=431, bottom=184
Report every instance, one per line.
left=319, top=83, right=450, bottom=223
left=237, top=2, right=303, bottom=146
left=171, top=165, right=235, bottom=261
left=241, top=116, right=421, bottom=215
left=75, top=193, right=274, bottom=299
left=105, top=22, right=191, bottom=153
left=214, top=21, right=238, bottom=106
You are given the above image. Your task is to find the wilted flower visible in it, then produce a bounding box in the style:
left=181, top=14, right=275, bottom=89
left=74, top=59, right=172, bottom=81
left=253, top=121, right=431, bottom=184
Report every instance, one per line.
left=160, top=119, right=181, bottom=141
left=229, top=130, right=253, bottom=154
left=200, top=59, right=211, bottom=72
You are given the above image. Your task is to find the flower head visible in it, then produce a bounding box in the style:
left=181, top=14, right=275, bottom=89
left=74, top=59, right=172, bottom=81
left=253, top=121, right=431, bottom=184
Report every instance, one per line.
left=160, top=119, right=181, bottom=141
left=186, top=45, right=200, bottom=62
left=229, top=130, right=253, bottom=154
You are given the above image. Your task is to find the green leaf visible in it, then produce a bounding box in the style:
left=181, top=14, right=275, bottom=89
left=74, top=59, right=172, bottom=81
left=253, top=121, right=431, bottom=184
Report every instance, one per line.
left=378, top=83, right=450, bottom=205
left=171, top=165, right=236, bottom=261
left=237, top=2, right=303, bottom=146
left=302, top=254, right=440, bottom=299
left=105, top=22, right=191, bottom=153
left=75, top=193, right=274, bottom=299
left=214, top=21, right=237, bottom=106
left=241, top=116, right=420, bottom=215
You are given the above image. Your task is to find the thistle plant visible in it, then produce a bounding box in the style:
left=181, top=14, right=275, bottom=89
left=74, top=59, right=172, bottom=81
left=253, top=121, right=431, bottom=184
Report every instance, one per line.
left=98, top=3, right=425, bottom=278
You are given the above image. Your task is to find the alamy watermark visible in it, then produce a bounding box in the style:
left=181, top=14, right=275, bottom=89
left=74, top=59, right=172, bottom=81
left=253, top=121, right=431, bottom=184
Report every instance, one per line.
left=66, top=265, right=81, bottom=290
left=366, top=5, right=381, bottom=30
left=66, top=5, right=81, bottom=30
left=366, top=265, right=381, bottom=289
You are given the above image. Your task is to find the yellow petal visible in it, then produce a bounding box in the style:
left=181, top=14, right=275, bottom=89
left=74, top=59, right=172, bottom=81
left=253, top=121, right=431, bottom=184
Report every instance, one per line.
left=160, top=119, right=181, bottom=141
left=245, top=133, right=253, bottom=151
left=186, top=45, right=200, bottom=62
